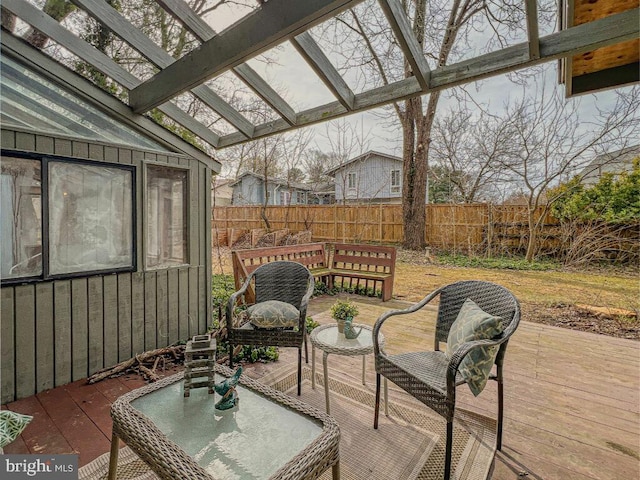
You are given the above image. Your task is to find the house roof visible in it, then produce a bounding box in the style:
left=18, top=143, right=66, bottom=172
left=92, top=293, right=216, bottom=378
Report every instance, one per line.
left=230, top=171, right=312, bottom=191
left=579, top=144, right=640, bottom=180
left=324, top=150, right=403, bottom=176
left=2, top=1, right=635, bottom=152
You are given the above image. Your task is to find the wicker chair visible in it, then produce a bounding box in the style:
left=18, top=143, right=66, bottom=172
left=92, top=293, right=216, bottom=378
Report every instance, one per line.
left=373, top=280, right=520, bottom=480
left=226, top=261, right=314, bottom=396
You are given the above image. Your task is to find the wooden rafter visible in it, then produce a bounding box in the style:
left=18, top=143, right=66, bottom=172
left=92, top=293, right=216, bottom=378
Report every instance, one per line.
left=156, top=0, right=297, bottom=126
left=218, top=8, right=639, bottom=147
left=378, top=0, right=430, bottom=90
left=524, top=0, right=540, bottom=59
left=129, top=0, right=361, bottom=113
left=291, top=32, right=355, bottom=111
left=71, top=0, right=255, bottom=138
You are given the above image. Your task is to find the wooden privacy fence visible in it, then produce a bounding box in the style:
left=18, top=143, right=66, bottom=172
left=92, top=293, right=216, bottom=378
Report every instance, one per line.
left=212, top=204, right=558, bottom=253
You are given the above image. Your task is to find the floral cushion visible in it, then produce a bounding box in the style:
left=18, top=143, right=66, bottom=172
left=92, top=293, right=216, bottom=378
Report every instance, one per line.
left=247, top=300, right=300, bottom=329
left=0, top=410, right=33, bottom=448
left=446, top=298, right=503, bottom=396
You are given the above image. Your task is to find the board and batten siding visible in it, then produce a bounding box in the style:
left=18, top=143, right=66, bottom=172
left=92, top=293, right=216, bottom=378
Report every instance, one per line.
left=333, top=154, right=403, bottom=202
left=0, top=129, right=212, bottom=403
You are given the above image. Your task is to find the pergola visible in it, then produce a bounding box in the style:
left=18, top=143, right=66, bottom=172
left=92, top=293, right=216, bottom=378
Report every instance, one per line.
left=2, top=0, right=638, bottom=156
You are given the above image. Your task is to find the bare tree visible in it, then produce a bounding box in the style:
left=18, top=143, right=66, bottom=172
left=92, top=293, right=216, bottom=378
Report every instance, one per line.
left=430, top=106, right=518, bottom=203
left=320, top=0, right=553, bottom=249
left=494, top=83, right=640, bottom=261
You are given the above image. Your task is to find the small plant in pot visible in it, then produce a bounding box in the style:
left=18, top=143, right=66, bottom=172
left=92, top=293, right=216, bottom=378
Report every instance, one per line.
left=330, top=299, right=359, bottom=334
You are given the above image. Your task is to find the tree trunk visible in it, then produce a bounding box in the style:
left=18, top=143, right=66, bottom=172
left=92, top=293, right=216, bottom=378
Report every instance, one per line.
left=525, top=208, right=537, bottom=262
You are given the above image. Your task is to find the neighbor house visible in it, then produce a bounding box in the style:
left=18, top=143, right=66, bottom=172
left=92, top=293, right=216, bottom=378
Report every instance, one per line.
left=212, top=177, right=233, bottom=206
left=578, top=145, right=640, bottom=185
left=326, top=151, right=404, bottom=204
left=231, top=171, right=312, bottom=205
left=0, top=45, right=218, bottom=404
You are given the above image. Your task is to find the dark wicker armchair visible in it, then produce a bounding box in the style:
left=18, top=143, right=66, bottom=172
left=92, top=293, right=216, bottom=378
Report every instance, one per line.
left=226, top=261, right=315, bottom=396
left=373, top=280, right=520, bottom=480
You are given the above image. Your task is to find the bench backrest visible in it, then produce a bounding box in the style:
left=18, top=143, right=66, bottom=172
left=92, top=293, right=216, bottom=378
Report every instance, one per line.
left=232, top=243, right=327, bottom=291
left=332, top=243, right=396, bottom=275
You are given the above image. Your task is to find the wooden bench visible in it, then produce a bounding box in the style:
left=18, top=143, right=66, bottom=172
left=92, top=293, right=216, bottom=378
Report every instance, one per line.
left=329, top=243, right=396, bottom=301
left=231, top=243, right=330, bottom=303
left=231, top=242, right=397, bottom=302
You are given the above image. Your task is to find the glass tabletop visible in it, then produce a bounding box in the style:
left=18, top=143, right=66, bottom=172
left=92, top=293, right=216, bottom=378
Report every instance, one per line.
left=312, top=324, right=379, bottom=352
left=131, top=376, right=322, bottom=480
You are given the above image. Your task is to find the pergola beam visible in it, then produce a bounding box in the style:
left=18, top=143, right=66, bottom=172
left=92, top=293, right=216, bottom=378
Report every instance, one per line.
left=3, top=0, right=221, bottom=148
left=378, top=0, right=430, bottom=90
left=291, top=32, right=355, bottom=110
left=525, top=0, right=541, bottom=59
left=218, top=8, right=639, bottom=147
left=129, top=0, right=361, bottom=113
left=156, top=0, right=297, bottom=126
left=71, top=0, right=255, bottom=138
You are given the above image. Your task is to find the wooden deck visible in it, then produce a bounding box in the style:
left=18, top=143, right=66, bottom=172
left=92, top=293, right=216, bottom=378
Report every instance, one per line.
left=3, top=296, right=639, bottom=480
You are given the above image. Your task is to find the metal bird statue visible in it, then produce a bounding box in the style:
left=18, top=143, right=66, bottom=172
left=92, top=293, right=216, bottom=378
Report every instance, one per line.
left=215, top=387, right=238, bottom=410
left=344, top=317, right=363, bottom=339
left=214, top=366, right=242, bottom=397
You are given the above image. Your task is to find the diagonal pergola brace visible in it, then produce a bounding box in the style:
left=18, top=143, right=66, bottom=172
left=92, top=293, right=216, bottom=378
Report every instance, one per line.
left=378, top=0, right=430, bottom=91
left=156, top=0, right=297, bottom=126
left=71, top=0, right=255, bottom=138
left=291, top=32, right=355, bottom=110
left=128, top=0, right=362, bottom=113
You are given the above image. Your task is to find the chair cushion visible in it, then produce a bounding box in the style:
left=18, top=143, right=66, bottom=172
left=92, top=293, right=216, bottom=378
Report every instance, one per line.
left=446, top=298, right=503, bottom=396
left=247, top=300, right=300, bottom=329
left=0, top=410, right=33, bottom=448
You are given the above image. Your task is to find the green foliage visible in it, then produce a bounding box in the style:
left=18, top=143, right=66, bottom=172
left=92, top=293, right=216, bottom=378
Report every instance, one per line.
left=437, top=253, right=559, bottom=271
left=550, top=158, right=640, bottom=223
left=211, top=274, right=236, bottom=325
left=216, top=342, right=279, bottom=364
left=306, top=316, right=319, bottom=334
left=313, top=281, right=333, bottom=296
left=330, top=299, right=359, bottom=321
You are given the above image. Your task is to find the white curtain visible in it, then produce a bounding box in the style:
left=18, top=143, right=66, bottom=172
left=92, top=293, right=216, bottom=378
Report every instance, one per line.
left=49, top=162, right=132, bottom=275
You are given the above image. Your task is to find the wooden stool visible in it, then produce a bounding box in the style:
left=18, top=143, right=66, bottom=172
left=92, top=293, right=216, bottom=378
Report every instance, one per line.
left=183, top=334, right=216, bottom=397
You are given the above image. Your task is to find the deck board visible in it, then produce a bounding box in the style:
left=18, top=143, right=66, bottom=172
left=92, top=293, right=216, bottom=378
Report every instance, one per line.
left=2, top=296, right=638, bottom=480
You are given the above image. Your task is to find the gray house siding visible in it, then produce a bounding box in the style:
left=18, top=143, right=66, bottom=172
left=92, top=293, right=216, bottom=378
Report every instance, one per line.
left=333, top=154, right=403, bottom=203
left=0, top=129, right=212, bottom=403
left=231, top=173, right=310, bottom=205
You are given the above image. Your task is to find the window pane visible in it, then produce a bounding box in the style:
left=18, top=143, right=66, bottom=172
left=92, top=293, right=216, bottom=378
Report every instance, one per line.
left=146, top=166, right=188, bottom=268
left=49, top=162, right=133, bottom=275
left=0, top=157, right=42, bottom=279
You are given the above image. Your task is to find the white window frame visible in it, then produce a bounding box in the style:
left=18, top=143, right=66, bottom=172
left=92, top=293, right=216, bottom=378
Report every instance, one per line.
left=391, top=169, right=401, bottom=193
left=347, top=172, right=357, bottom=197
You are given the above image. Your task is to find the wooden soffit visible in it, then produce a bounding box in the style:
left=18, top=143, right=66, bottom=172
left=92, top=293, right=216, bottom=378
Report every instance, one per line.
left=562, top=0, right=640, bottom=96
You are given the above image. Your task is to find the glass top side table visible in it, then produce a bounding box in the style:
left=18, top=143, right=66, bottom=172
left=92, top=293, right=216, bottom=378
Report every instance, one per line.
left=309, top=323, right=388, bottom=415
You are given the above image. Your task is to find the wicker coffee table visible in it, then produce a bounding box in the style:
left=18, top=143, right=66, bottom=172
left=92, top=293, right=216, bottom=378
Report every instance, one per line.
left=310, top=324, right=388, bottom=415
left=108, top=364, right=340, bottom=480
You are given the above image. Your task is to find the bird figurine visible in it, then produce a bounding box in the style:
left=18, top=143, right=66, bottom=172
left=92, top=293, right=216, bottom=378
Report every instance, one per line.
left=344, top=317, right=363, bottom=339
left=214, top=366, right=242, bottom=397
left=215, top=386, right=238, bottom=410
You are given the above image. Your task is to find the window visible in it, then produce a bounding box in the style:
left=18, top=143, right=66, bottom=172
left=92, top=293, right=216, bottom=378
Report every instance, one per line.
left=146, top=165, right=188, bottom=268
left=347, top=172, right=357, bottom=189
left=279, top=191, right=291, bottom=206
left=0, top=158, right=42, bottom=279
left=0, top=153, right=135, bottom=283
left=296, top=191, right=306, bottom=204
left=391, top=169, right=401, bottom=193
left=49, top=162, right=134, bottom=275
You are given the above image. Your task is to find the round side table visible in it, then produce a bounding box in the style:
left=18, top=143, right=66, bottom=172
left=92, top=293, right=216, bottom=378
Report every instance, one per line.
left=310, top=323, right=388, bottom=415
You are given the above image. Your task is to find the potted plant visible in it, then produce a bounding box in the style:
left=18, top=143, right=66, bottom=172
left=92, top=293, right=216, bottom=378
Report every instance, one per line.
left=330, top=299, right=359, bottom=333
